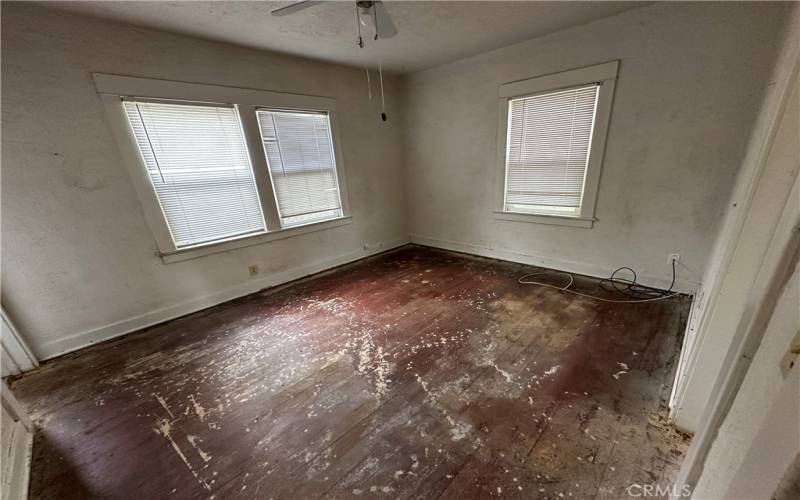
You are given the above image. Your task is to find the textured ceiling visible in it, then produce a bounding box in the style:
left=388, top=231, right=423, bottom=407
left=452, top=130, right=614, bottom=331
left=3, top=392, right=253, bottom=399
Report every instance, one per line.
left=43, top=1, right=649, bottom=73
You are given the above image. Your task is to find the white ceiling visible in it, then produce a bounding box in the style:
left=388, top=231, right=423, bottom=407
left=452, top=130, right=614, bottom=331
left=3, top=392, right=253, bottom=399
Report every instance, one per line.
left=44, top=1, right=649, bottom=73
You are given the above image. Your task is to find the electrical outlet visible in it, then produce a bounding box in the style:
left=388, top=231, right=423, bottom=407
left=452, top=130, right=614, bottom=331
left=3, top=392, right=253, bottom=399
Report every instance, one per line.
left=248, top=264, right=259, bottom=276
left=668, top=253, right=680, bottom=265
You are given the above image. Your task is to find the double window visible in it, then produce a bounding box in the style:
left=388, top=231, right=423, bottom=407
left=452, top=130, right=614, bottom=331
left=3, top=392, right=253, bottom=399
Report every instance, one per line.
left=497, top=61, right=618, bottom=228
left=96, top=74, right=349, bottom=261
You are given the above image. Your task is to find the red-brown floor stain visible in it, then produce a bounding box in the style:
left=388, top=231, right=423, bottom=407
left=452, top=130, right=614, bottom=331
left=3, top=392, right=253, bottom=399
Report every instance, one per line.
left=10, top=245, right=691, bottom=500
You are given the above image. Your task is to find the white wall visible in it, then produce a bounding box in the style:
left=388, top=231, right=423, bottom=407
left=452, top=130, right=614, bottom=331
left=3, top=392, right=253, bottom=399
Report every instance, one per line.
left=0, top=3, right=408, bottom=359
left=669, top=9, right=800, bottom=490
left=401, top=2, right=791, bottom=293
left=694, top=256, right=799, bottom=499
left=670, top=4, right=800, bottom=433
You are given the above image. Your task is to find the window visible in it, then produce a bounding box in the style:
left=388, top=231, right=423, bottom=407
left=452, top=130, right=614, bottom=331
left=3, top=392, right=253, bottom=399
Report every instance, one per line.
left=496, top=61, right=618, bottom=228
left=95, top=74, right=351, bottom=262
left=505, top=85, right=598, bottom=216
left=123, top=100, right=266, bottom=247
left=256, top=110, right=342, bottom=227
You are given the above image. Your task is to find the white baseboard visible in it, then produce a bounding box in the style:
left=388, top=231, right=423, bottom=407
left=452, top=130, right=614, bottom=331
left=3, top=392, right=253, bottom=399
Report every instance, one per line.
left=410, top=234, right=699, bottom=294
left=1, top=382, right=33, bottom=500
left=35, top=233, right=696, bottom=361
left=37, top=237, right=409, bottom=360
left=0, top=421, right=32, bottom=500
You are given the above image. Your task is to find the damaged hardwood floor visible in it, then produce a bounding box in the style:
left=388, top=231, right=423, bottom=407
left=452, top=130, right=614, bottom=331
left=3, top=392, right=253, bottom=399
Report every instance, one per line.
left=10, top=246, right=691, bottom=500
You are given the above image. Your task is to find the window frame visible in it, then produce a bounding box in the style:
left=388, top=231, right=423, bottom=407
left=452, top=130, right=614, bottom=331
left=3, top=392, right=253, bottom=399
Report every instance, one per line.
left=94, top=74, right=351, bottom=263
left=494, top=61, right=619, bottom=229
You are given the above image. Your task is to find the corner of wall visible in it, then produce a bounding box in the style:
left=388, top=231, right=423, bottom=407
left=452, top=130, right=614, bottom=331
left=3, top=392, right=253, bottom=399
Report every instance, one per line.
left=672, top=4, right=800, bottom=493
left=668, top=3, right=800, bottom=433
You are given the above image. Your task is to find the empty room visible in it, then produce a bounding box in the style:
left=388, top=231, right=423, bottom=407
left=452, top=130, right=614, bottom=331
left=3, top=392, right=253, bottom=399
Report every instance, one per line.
left=1, top=1, right=798, bottom=499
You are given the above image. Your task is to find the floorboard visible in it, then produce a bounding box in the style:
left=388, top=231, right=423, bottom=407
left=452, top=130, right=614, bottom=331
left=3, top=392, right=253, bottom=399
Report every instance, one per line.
left=10, top=246, right=691, bottom=499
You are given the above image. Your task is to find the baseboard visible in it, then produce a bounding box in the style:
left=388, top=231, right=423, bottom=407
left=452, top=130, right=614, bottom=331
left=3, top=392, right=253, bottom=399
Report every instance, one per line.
left=36, top=237, right=410, bottom=361
left=34, top=232, right=697, bottom=360
left=410, top=234, right=699, bottom=294
left=0, top=421, right=32, bottom=500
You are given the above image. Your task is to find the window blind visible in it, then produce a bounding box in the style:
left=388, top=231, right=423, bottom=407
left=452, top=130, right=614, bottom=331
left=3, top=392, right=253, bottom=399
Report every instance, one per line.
left=256, top=110, right=342, bottom=227
left=504, top=84, right=599, bottom=214
left=123, top=100, right=266, bottom=248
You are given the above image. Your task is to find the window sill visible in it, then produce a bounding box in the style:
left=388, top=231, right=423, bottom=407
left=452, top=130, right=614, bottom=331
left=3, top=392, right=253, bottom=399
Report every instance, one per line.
left=160, top=216, right=353, bottom=264
left=493, top=211, right=595, bottom=228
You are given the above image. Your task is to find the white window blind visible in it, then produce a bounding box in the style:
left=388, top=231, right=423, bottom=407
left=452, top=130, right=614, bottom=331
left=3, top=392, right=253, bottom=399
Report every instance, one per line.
left=504, top=84, right=599, bottom=215
left=256, top=110, right=342, bottom=227
left=123, top=100, right=266, bottom=248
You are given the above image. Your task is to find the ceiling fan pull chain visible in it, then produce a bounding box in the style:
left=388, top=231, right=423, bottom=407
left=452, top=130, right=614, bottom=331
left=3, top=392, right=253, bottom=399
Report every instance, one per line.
left=364, top=64, right=372, bottom=103
left=378, top=61, right=387, bottom=121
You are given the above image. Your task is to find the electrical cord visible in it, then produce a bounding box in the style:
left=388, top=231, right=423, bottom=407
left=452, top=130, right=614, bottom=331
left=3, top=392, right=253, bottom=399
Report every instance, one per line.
left=517, top=258, right=681, bottom=303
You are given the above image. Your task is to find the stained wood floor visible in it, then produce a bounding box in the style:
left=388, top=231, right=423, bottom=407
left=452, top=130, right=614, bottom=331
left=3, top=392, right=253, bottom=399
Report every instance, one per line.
left=11, top=246, right=691, bottom=500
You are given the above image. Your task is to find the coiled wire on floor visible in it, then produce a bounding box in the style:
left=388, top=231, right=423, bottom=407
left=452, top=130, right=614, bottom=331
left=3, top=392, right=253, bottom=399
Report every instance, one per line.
left=518, top=259, right=681, bottom=303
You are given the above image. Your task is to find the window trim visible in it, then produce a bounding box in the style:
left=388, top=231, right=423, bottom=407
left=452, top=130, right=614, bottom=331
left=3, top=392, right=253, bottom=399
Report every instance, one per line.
left=494, top=60, right=619, bottom=229
left=94, top=74, right=351, bottom=261
left=160, top=216, right=353, bottom=264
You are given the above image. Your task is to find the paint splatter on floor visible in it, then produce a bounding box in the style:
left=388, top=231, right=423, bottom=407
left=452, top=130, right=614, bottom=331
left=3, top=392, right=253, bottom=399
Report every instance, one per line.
left=10, top=246, right=691, bottom=499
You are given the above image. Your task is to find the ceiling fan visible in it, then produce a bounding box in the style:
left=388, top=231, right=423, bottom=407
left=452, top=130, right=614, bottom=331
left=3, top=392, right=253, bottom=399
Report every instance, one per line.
left=271, top=1, right=396, bottom=122
left=271, top=1, right=398, bottom=41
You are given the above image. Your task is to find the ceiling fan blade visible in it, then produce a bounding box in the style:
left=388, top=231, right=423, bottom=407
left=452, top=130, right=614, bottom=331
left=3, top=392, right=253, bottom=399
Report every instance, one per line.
left=270, top=1, right=322, bottom=16
left=373, top=1, right=398, bottom=38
